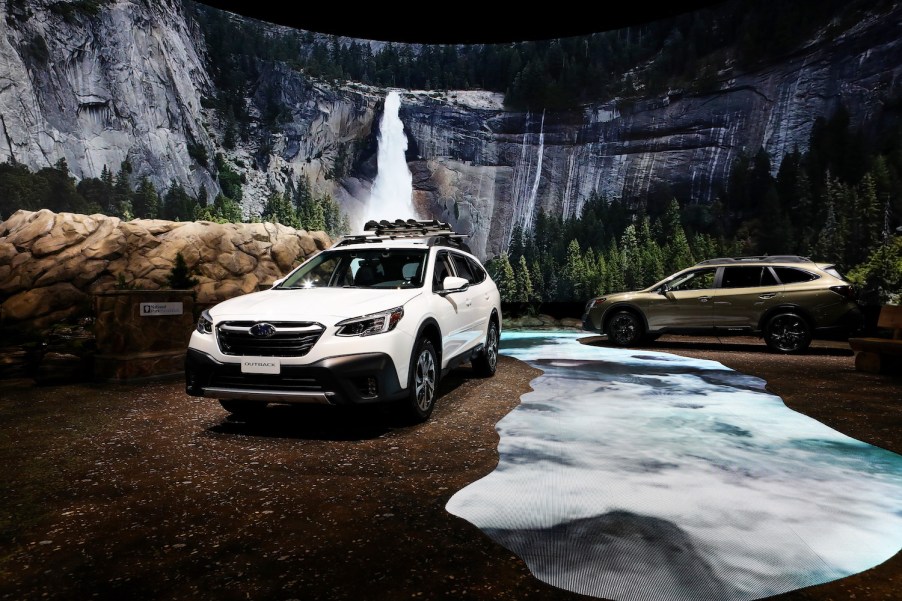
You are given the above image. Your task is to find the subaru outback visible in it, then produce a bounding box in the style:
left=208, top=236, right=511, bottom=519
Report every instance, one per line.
left=582, top=256, right=862, bottom=353
left=185, top=220, right=502, bottom=422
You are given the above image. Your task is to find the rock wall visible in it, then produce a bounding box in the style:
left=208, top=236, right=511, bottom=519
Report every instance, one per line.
left=0, top=0, right=218, bottom=198
left=0, top=210, right=331, bottom=329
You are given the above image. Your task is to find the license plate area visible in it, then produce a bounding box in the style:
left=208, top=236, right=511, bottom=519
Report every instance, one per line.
left=241, top=358, right=281, bottom=374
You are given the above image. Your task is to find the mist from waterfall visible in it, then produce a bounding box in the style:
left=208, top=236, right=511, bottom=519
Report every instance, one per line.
left=362, top=90, right=417, bottom=230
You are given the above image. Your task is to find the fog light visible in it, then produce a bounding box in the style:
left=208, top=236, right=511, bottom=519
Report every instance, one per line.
left=367, top=377, right=377, bottom=397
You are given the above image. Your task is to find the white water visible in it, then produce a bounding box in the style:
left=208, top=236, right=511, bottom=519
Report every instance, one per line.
left=362, top=91, right=417, bottom=230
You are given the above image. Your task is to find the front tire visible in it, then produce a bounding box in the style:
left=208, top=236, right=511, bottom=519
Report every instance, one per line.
left=472, top=320, right=499, bottom=377
left=402, top=337, right=439, bottom=423
left=764, top=312, right=811, bottom=353
left=606, top=310, right=644, bottom=346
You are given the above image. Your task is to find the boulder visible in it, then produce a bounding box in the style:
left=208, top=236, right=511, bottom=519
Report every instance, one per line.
left=0, top=210, right=331, bottom=329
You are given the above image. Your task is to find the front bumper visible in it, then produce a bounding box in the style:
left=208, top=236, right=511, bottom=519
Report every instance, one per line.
left=185, top=348, right=406, bottom=405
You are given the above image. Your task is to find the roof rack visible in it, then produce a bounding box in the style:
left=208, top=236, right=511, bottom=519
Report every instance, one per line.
left=333, top=219, right=471, bottom=252
left=695, top=255, right=813, bottom=266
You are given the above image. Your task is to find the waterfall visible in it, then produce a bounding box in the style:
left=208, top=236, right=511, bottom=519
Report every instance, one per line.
left=506, top=110, right=546, bottom=246
left=521, top=110, right=545, bottom=233
left=362, top=90, right=417, bottom=229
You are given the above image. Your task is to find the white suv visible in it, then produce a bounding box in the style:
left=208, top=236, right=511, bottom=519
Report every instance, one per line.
left=185, top=220, right=502, bottom=422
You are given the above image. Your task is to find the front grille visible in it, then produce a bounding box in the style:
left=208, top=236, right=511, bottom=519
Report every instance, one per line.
left=216, top=321, right=325, bottom=357
left=209, top=364, right=326, bottom=392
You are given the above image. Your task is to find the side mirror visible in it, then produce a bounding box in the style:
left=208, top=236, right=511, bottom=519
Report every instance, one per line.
left=657, top=284, right=669, bottom=295
left=441, top=276, right=469, bottom=294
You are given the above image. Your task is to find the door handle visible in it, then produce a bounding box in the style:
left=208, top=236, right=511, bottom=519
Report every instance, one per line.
left=698, top=296, right=711, bottom=302
left=759, top=293, right=776, bottom=299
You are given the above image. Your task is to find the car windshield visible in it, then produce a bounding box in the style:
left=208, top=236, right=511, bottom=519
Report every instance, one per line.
left=277, top=249, right=428, bottom=289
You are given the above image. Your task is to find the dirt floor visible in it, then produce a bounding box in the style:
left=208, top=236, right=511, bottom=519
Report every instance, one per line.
left=0, top=333, right=899, bottom=601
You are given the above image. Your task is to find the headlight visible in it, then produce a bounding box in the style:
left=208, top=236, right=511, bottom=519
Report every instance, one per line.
left=585, top=297, right=607, bottom=311
left=335, top=307, right=404, bottom=337
left=196, top=309, right=213, bottom=334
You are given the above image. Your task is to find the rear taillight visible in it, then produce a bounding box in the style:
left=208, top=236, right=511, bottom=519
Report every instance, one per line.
left=829, top=285, right=857, bottom=300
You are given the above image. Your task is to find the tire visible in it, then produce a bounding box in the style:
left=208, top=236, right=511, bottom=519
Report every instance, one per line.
left=219, top=399, right=267, bottom=417
left=606, top=310, right=644, bottom=346
left=402, top=337, right=439, bottom=423
left=472, top=320, right=499, bottom=377
left=764, top=312, right=812, bottom=353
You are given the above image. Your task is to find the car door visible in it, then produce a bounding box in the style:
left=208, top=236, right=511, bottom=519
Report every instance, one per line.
left=449, top=251, right=486, bottom=352
left=431, top=250, right=470, bottom=363
left=647, top=267, right=717, bottom=330
left=713, top=266, right=783, bottom=331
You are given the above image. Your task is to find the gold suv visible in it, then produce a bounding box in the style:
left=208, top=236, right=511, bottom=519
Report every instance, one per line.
left=582, top=256, right=863, bottom=353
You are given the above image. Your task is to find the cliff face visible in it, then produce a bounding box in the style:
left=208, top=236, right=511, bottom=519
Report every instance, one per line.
left=2, top=1, right=901, bottom=259
left=0, top=0, right=218, bottom=197
left=394, top=4, right=902, bottom=257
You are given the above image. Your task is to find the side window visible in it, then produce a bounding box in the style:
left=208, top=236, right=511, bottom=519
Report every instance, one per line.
left=762, top=267, right=779, bottom=286
left=669, top=268, right=716, bottom=291
left=721, top=267, right=764, bottom=289
left=451, top=253, right=475, bottom=284
left=467, top=257, right=487, bottom=284
left=432, top=252, right=454, bottom=291
left=774, top=267, right=819, bottom=284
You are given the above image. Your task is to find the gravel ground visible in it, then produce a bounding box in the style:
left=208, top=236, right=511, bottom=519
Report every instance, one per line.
left=0, top=334, right=899, bottom=601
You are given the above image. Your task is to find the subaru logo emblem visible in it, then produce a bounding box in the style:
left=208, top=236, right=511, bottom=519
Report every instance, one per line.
left=249, top=323, right=276, bottom=338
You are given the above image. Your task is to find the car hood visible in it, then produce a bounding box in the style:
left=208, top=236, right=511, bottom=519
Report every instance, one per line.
left=600, top=290, right=655, bottom=304
left=208, top=288, right=423, bottom=325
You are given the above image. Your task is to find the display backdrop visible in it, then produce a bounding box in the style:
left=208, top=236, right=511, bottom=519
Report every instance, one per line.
left=447, top=331, right=902, bottom=600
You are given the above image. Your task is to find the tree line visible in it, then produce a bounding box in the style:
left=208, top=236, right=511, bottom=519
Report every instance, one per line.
left=191, top=0, right=880, bottom=113
left=0, top=158, right=350, bottom=238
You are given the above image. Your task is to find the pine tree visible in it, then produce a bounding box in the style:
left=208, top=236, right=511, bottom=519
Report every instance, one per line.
left=620, top=224, right=643, bottom=290
left=493, top=253, right=517, bottom=302
left=166, top=252, right=199, bottom=289
left=563, top=239, right=586, bottom=301
left=261, top=189, right=300, bottom=228
left=514, top=255, right=534, bottom=303
left=133, top=177, right=160, bottom=219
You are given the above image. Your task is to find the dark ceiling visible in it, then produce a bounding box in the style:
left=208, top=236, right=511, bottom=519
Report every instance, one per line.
left=194, top=1, right=729, bottom=44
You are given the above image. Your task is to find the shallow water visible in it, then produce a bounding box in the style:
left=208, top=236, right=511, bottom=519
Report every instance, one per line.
left=446, top=330, right=902, bottom=601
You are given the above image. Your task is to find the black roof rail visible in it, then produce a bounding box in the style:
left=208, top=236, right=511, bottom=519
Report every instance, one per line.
left=333, top=218, right=471, bottom=252
left=695, top=255, right=813, bottom=266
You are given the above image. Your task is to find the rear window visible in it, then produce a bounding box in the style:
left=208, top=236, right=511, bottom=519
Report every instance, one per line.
left=774, top=267, right=819, bottom=284
left=720, top=266, right=776, bottom=288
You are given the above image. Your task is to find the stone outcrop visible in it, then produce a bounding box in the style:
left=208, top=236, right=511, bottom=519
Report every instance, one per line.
left=0, top=210, right=331, bottom=329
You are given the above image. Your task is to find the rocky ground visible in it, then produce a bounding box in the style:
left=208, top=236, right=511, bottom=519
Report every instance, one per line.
left=0, top=334, right=899, bottom=601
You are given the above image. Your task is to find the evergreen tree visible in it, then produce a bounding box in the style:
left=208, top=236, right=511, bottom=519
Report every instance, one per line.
left=530, top=258, right=546, bottom=302
left=211, top=193, right=243, bottom=223
left=163, top=181, right=197, bottom=221
left=261, top=189, right=300, bottom=228
left=166, top=252, right=199, bottom=289
left=606, top=239, right=625, bottom=293
left=132, top=177, right=160, bottom=219
left=661, top=199, right=695, bottom=270
left=514, top=255, right=534, bottom=303
left=492, top=253, right=517, bottom=302
left=562, top=239, right=587, bottom=301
